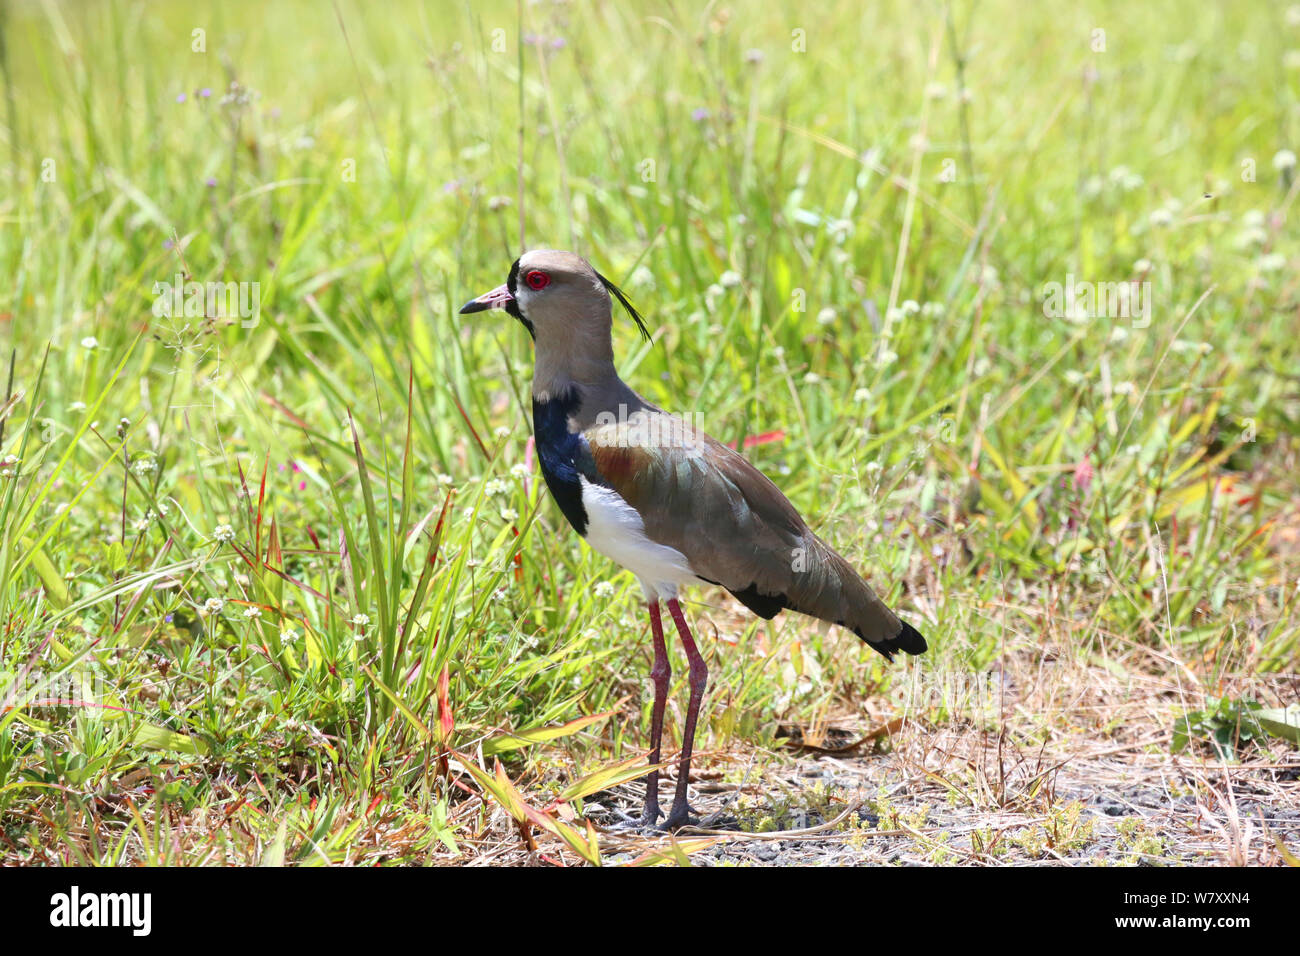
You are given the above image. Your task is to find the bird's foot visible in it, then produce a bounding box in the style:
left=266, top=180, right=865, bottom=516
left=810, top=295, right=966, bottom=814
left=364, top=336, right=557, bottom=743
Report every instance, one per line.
left=662, top=803, right=703, bottom=831
left=607, top=804, right=663, bottom=833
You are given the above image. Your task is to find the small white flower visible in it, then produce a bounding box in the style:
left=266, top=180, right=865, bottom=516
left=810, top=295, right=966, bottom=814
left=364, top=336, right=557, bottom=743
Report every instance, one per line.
left=279, top=627, right=299, bottom=644
left=744, top=48, right=764, bottom=65
left=718, top=270, right=742, bottom=288
left=212, top=524, right=236, bottom=542
left=1259, top=252, right=1287, bottom=272
left=1133, top=258, right=1153, bottom=273
left=203, top=598, right=225, bottom=615
left=1148, top=208, right=1174, bottom=227
left=1, top=454, right=18, bottom=467
left=853, top=387, right=872, bottom=403
left=816, top=307, right=837, bottom=326
left=133, top=458, right=157, bottom=474
left=81, top=337, right=99, bottom=349
left=1064, top=370, right=1086, bottom=386
left=484, top=478, right=509, bottom=496
left=69, top=401, right=87, bottom=413
left=924, top=82, right=947, bottom=100
left=1109, top=326, right=1129, bottom=343
left=593, top=581, right=616, bottom=598
left=1113, top=381, right=1137, bottom=395
left=494, top=426, right=511, bottom=439
left=510, top=463, right=530, bottom=478
left=243, top=606, right=262, bottom=619
left=1273, top=149, right=1297, bottom=171
left=499, top=507, right=518, bottom=522
left=351, top=613, right=370, bottom=628
left=1108, top=166, right=1145, bottom=191
left=803, top=372, right=822, bottom=385
left=436, top=473, right=454, bottom=486
left=1233, top=227, right=1268, bottom=250
left=877, top=349, right=899, bottom=366
left=921, top=302, right=945, bottom=318
left=901, top=299, right=920, bottom=316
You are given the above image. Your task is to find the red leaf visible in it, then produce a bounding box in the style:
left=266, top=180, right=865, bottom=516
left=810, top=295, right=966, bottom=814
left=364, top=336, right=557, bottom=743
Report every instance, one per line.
left=437, top=666, right=454, bottom=742
left=724, top=429, right=786, bottom=450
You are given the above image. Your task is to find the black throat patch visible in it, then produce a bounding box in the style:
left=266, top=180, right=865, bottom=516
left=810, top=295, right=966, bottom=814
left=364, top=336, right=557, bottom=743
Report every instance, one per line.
left=531, top=388, right=602, bottom=537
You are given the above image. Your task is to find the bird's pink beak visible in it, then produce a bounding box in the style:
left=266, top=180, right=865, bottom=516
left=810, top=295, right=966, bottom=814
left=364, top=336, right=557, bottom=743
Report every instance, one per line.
left=459, top=283, right=514, bottom=314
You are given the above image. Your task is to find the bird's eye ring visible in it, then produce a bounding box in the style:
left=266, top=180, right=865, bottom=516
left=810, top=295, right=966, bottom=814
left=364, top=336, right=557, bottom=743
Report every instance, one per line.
left=525, top=270, right=550, bottom=291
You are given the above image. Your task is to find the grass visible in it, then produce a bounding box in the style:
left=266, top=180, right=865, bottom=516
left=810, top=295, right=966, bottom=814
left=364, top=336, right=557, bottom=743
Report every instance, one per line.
left=0, top=0, right=1297, bottom=865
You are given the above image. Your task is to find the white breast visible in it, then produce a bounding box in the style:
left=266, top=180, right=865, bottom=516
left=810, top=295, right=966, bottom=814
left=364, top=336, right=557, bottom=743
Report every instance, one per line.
left=578, top=476, right=702, bottom=601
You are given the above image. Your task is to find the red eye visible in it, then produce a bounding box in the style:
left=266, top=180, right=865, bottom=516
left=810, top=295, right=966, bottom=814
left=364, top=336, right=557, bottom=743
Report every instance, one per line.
left=525, top=270, right=550, bottom=291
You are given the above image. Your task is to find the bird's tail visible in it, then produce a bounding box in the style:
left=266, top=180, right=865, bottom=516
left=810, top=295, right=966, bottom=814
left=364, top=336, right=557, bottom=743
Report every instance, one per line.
left=794, top=538, right=927, bottom=662
left=726, top=534, right=928, bottom=662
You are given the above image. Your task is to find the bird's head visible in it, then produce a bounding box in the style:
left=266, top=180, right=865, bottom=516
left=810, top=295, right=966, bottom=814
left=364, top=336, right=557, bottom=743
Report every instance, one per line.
left=459, top=249, right=650, bottom=346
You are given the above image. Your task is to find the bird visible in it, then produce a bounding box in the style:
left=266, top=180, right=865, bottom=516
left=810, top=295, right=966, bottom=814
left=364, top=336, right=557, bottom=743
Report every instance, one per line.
left=461, top=250, right=927, bottom=830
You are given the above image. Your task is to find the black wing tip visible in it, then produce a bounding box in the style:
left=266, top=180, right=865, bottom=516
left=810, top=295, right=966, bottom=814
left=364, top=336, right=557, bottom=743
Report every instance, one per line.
left=889, top=620, right=929, bottom=657
left=861, top=619, right=928, bottom=662
left=594, top=269, right=653, bottom=343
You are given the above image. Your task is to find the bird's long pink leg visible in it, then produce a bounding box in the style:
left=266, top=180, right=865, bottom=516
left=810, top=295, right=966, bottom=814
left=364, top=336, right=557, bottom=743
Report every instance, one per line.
left=665, top=598, right=706, bottom=829
left=641, top=601, right=670, bottom=826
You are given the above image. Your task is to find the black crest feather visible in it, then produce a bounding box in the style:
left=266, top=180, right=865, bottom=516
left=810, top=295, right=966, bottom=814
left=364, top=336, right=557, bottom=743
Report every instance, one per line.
left=595, top=270, right=652, bottom=343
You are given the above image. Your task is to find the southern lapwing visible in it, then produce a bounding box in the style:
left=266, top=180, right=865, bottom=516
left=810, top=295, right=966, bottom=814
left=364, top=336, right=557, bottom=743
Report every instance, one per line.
left=461, top=250, right=927, bottom=830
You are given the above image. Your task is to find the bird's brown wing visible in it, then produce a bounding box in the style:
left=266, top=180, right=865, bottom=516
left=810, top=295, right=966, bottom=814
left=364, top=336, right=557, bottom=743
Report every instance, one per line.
left=584, top=411, right=924, bottom=659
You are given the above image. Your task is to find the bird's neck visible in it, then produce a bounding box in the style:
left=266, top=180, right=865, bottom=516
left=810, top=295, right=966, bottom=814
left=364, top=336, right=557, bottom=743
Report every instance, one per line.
left=532, top=342, right=650, bottom=431
left=533, top=349, right=613, bottom=399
